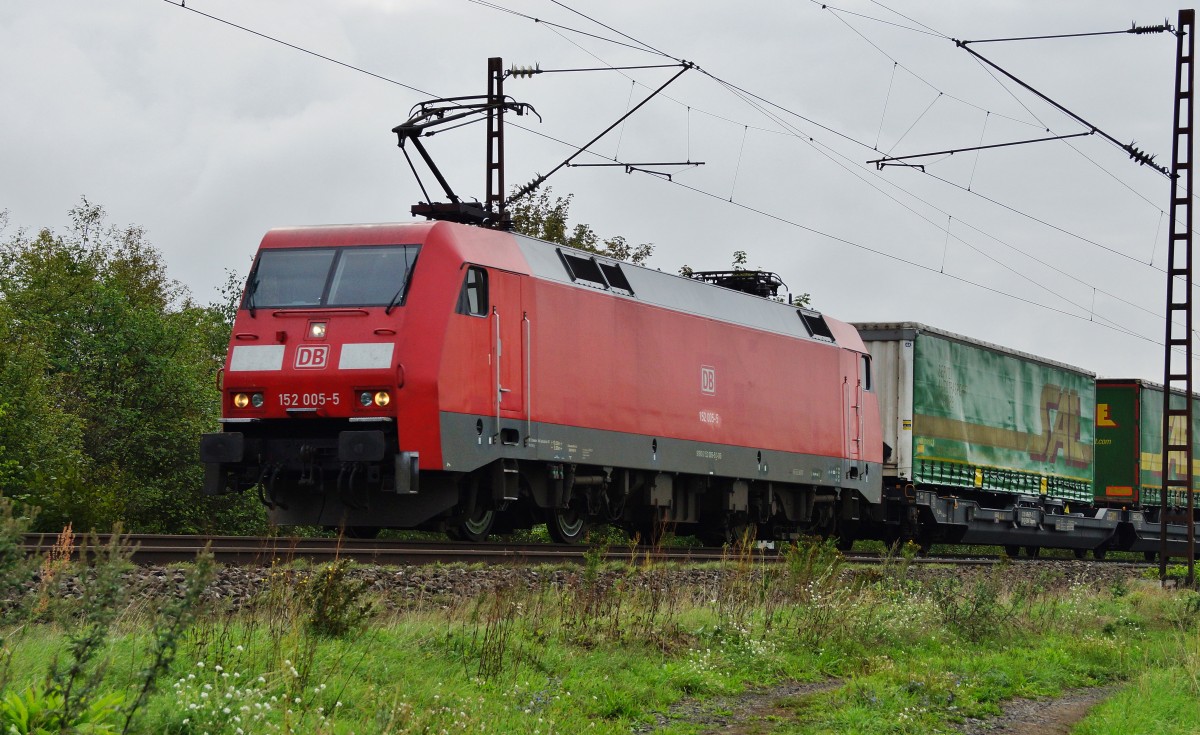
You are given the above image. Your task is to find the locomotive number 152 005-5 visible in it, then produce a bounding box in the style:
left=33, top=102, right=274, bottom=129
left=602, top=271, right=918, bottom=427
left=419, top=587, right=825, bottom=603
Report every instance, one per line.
left=278, top=392, right=341, bottom=407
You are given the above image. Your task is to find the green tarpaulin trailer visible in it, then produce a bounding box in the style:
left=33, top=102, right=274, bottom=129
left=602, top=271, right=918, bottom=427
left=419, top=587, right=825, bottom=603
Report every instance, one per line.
left=1095, top=379, right=1197, bottom=509
left=851, top=323, right=1115, bottom=555
left=853, top=322, right=1095, bottom=503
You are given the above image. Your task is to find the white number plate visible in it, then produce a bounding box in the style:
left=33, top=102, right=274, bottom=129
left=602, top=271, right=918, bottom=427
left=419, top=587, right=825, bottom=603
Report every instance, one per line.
left=279, top=392, right=341, bottom=407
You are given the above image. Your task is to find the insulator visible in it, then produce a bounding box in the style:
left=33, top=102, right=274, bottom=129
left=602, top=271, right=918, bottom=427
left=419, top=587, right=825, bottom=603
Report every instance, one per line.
left=507, top=64, right=542, bottom=79
left=1129, top=21, right=1171, bottom=34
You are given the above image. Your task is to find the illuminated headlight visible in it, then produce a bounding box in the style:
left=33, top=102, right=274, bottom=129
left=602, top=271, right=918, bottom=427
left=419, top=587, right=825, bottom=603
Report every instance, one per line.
left=232, top=393, right=264, bottom=409
left=359, top=390, right=390, bottom=407
left=307, top=321, right=327, bottom=340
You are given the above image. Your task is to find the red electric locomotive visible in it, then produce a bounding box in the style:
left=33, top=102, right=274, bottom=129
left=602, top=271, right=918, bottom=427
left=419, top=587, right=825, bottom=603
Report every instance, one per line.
left=200, top=220, right=883, bottom=541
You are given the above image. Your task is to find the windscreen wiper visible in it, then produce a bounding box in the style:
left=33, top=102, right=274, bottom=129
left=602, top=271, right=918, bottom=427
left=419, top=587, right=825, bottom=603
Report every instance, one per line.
left=384, top=284, right=405, bottom=315
left=246, top=278, right=259, bottom=318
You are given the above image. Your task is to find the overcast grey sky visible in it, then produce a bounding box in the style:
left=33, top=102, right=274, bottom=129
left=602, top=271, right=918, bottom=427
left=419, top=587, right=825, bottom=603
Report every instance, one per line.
left=1, top=1, right=1194, bottom=381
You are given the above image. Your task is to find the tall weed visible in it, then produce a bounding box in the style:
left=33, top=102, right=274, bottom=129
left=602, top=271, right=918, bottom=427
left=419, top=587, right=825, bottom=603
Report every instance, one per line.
left=930, top=566, right=1014, bottom=643
left=305, top=559, right=373, bottom=638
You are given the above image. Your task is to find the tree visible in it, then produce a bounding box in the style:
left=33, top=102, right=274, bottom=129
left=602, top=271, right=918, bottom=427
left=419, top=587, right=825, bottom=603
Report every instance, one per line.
left=0, top=199, right=265, bottom=534
left=508, top=188, right=654, bottom=265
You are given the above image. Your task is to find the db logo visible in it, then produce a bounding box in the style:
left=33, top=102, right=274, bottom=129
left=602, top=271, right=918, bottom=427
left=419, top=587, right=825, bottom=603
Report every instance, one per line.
left=700, top=365, right=716, bottom=395
left=295, top=345, right=329, bottom=370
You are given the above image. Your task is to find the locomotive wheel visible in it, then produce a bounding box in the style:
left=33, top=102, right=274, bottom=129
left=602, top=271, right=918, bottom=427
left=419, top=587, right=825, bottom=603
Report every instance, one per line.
left=1143, top=551, right=1157, bottom=562
left=1004, top=545, right=1021, bottom=558
left=1093, top=548, right=1108, bottom=561
left=547, top=507, right=588, bottom=544
left=1024, top=546, right=1041, bottom=559
left=1073, top=548, right=1088, bottom=560
left=448, top=508, right=495, bottom=542
left=343, top=526, right=381, bottom=540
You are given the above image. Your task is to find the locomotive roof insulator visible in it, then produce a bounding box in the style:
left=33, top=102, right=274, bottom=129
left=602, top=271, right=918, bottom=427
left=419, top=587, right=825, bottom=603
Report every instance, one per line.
left=690, top=270, right=786, bottom=299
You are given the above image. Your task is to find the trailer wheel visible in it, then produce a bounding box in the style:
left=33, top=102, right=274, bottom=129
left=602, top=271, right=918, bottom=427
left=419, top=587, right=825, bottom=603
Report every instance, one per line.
left=547, top=507, right=588, bottom=544
left=1143, top=551, right=1157, bottom=562
left=1093, top=548, right=1107, bottom=561
left=1004, top=545, right=1021, bottom=558
left=1073, top=548, right=1088, bottom=560
left=1024, top=546, right=1041, bottom=559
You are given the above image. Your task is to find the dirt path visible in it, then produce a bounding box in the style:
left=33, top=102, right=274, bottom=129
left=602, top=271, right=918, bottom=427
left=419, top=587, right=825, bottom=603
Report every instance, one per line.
left=638, top=682, right=1117, bottom=734
left=635, top=680, right=841, bottom=734
left=956, top=685, right=1119, bottom=735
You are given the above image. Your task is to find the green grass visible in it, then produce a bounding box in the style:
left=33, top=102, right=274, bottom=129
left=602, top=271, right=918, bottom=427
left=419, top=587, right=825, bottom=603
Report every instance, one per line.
left=1, top=537, right=1198, bottom=734
left=1073, top=594, right=1200, bottom=735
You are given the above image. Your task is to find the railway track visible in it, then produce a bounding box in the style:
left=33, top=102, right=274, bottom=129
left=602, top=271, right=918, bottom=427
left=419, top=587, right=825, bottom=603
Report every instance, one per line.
left=19, top=533, right=1021, bottom=567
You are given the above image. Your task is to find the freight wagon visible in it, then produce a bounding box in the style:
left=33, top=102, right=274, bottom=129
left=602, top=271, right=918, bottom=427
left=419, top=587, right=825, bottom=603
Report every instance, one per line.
left=1095, top=378, right=1197, bottom=556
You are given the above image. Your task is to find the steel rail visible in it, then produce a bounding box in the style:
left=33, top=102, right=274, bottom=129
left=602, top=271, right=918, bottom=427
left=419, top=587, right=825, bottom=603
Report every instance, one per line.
left=16, top=534, right=1022, bottom=567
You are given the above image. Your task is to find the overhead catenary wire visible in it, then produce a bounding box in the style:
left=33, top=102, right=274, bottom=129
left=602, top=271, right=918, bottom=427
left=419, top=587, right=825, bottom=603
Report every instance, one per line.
left=825, top=5, right=1182, bottom=247
left=664, top=173, right=1153, bottom=345
left=465, top=0, right=671, bottom=58
left=865, top=0, right=950, bottom=40
left=730, top=126, right=749, bottom=202
left=158, top=0, right=1190, bottom=357
left=160, top=0, right=434, bottom=97
left=875, top=62, right=898, bottom=150
left=964, top=23, right=1176, bottom=45
left=967, top=111, right=990, bottom=190
left=956, top=38, right=1172, bottom=176
left=508, top=63, right=693, bottom=203
left=826, top=9, right=1191, bottom=280
left=806, top=0, right=946, bottom=38
left=823, top=7, right=1045, bottom=132
left=705, top=72, right=1157, bottom=337
left=688, top=56, right=1176, bottom=338
left=489, top=3, right=1200, bottom=357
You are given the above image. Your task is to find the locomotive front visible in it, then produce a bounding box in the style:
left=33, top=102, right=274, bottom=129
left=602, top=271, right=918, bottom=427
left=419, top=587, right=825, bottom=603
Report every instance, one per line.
left=200, top=224, right=433, bottom=530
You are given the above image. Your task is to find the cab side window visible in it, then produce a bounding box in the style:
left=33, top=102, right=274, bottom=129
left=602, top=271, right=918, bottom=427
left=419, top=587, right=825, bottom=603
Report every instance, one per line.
left=456, top=266, right=488, bottom=316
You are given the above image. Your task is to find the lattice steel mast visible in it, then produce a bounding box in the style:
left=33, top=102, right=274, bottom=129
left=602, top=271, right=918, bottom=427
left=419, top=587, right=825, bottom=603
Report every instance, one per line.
left=1160, top=9, right=1196, bottom=588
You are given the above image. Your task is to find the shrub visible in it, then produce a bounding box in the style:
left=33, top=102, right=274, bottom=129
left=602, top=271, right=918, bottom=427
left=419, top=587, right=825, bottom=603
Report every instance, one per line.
left=305, top=560, right=373, bottom=638
left=0, top=684, right=123, bottom=734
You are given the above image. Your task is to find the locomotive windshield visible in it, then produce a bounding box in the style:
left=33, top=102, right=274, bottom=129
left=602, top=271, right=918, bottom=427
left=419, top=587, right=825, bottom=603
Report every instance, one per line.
left=244, top=245, right=419, bottom=310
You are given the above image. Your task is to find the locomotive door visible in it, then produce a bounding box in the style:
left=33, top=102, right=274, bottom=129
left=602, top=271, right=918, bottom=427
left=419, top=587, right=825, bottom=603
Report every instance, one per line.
left=843, top=352, right=865, bottom=476
left=490, top=270, right=528, bottom=439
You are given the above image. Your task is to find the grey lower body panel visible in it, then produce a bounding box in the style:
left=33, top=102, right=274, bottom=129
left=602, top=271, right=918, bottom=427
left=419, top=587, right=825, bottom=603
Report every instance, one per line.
left=200, top=412, right=883, bottom=531
left=438, top=411, right=882, bottom=503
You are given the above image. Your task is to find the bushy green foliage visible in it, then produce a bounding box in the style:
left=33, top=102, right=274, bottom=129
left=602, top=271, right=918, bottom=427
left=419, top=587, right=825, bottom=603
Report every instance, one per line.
left=304, top=560, right=373, bottom=638
left=509, top=187, right=654, bottom=265
left=2, top=532, right=222, bottom=734
left=0, top=496, right=35, bottom=610
left=0, top=199, right=266, bottom=534
left=929, top=566, right=1013, bottom=642
left=0, top=684, right=124, bottom=735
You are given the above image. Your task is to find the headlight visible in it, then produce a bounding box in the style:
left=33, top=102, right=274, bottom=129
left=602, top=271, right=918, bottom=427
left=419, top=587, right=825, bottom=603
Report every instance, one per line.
left=307, top=321, right=327, bottom=340
left=359, top=390, right=390, bottom=408
left=232, top=393, right=263, bottom=409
